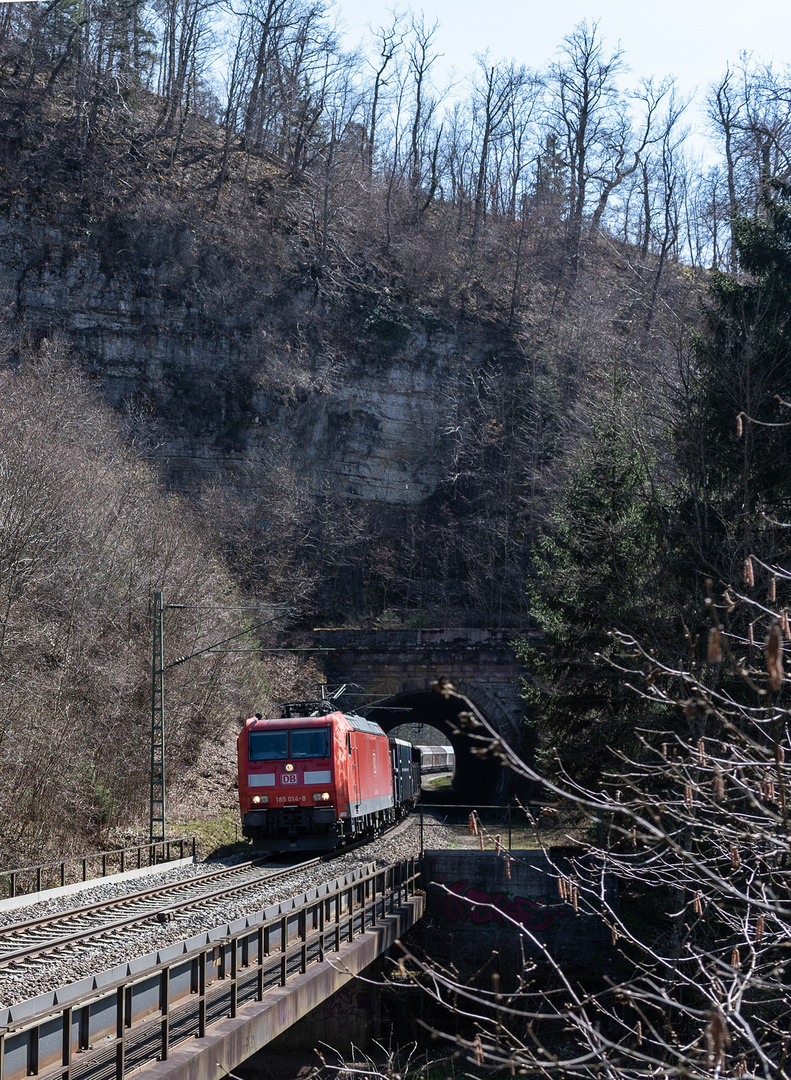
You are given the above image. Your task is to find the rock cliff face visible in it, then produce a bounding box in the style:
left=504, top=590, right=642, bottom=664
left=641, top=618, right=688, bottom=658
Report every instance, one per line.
left=0, top=209, right=515, bottom=507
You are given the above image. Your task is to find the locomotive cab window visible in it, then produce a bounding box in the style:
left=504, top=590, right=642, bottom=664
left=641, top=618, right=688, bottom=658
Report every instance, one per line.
left=291, top=727, right=330, bottom=759
left=249, top=730, right=288, bottom=761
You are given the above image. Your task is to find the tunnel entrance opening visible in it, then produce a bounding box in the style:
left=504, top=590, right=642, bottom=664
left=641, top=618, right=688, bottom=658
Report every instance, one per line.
left=366, top=691, right=504, bottom=804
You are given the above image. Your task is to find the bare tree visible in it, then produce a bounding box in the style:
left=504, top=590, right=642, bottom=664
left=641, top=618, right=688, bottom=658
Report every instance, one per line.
left=403, top=561, right=791, bottom=1078
left=470, top=56, right=526, bottom=240
left=588, top=77, right=684, bottom=236
left=706, top=60, right=791, bottom=270
left=237, top=0, right=297, bottom=150
left=154, top=0, right=218, bottom=134
left=311, top=49, right=366, bottom=270
left=547, top=20, right=628, bottom=287
left=365, top=13, right=404, bottom=178
left=406, top=14, right=440, bottom=221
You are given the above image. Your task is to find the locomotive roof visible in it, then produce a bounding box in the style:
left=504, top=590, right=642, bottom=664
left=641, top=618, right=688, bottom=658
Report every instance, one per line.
left=247, top=712, right=386, bottom=737
left=345, top=713, right=388, bottom=735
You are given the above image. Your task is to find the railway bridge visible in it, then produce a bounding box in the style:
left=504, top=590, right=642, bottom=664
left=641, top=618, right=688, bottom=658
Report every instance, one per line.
left=0, top=860, right=423, bottom=1080
left=312, top=627, right=536, bottom=800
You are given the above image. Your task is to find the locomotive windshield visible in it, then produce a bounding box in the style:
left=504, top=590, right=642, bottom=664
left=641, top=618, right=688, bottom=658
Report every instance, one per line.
left=248, top=726, right=330, bottom=761
left=249, top=730, right=288, bottom=761
left=291, top=727, right=330, bottom=759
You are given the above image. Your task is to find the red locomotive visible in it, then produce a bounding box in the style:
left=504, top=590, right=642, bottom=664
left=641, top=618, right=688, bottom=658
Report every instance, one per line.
left=237, top=709, right=420, bottom=852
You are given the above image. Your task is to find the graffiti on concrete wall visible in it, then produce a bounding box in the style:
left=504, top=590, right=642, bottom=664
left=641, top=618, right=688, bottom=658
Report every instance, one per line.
left=431, top=880, right=566, bottom=933
left=313, top=982, right=372, bottom=1031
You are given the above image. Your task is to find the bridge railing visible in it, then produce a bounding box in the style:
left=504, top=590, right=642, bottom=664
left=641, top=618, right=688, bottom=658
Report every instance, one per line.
left=0, top=858, right=421, bottom=1080
left=0, top=838, right=197, bottom=902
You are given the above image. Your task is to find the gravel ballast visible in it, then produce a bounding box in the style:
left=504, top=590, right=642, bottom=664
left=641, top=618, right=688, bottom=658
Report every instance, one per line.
left=0, top=815, right=430, bottom=1010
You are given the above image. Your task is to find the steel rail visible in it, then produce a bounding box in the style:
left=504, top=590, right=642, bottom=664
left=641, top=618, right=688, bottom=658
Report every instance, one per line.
left=0, top=859, right=320, bottom=970
left=0, top=858, right=271, bottom=945
left=0, top=859, right=423, bottom=1080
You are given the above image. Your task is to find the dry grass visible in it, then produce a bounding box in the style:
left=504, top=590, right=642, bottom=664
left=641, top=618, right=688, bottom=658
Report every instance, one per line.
left=418, top=805, right=587, bottom=852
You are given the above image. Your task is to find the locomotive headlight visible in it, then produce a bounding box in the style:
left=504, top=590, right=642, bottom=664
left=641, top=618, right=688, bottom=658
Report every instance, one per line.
left=252, top=795, right=261, bottom=804
left=321, top=792, right=330, bottom=801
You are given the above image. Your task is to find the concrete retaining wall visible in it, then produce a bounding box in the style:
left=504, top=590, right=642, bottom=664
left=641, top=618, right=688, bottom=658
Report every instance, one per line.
left=422, top=849, right=615, bottom=968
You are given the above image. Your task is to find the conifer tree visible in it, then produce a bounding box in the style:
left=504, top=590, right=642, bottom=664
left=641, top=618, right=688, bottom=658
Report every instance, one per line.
left=675, top=178, right=791, bottom=586
left=518, top=383, right=671, bottom=782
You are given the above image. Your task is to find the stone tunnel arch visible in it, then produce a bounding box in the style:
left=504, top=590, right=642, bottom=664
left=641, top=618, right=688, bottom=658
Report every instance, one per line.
left=367, top=689, right=505, bottom=802
left=310, top=628, right=536, bottom=802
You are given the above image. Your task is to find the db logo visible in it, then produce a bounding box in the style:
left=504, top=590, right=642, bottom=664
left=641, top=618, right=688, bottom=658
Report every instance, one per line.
left=282, top=773, right=298, bottom=784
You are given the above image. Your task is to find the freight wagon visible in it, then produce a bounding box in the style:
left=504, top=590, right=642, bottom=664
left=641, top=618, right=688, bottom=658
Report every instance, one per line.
left=415, top=745, right=455, bottom=773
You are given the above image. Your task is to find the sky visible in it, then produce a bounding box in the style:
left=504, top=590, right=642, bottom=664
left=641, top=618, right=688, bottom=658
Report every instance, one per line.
left=336, top=0, right=790, bottom=142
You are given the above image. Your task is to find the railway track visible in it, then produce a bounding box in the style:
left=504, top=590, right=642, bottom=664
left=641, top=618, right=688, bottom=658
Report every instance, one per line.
left=0, top=815, right=422, bottom=1011
left=0, top=856, right=320, bottom=972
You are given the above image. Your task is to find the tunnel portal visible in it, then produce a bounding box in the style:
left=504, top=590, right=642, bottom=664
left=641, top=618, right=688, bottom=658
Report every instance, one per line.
left=311, top=627, right=535, bottom=802
left=368, top=690, right=503, bottom=803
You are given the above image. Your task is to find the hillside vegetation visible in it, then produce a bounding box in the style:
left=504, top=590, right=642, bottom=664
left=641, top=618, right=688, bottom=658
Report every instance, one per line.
left=1, top=5, right=791, bottom=853
left=5, top=8, right=791, bottom=1077
left=0, top=336, right=317, bottom=864
left=0, top=5, right=716, bottom=630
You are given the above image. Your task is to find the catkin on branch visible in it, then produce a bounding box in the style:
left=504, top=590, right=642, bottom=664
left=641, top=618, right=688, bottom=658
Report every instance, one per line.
left=713, top=764, right=726, bottom=801
left=767, top=622, right=785, bottom=691
left=705, top=1010, right=730, bottom=1070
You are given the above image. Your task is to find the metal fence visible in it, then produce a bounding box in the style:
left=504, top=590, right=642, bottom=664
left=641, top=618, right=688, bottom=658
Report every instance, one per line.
left=417, top=801, right=571, bottom=853
left=0, top=858, right=421, bottom=1080
left=0, top=838, right=197, bottom=901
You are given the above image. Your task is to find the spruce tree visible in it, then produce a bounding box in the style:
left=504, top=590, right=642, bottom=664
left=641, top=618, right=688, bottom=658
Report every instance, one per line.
left=675, top=178, right=791, bottom=585
left=518, top=384, right=671, bottom=782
